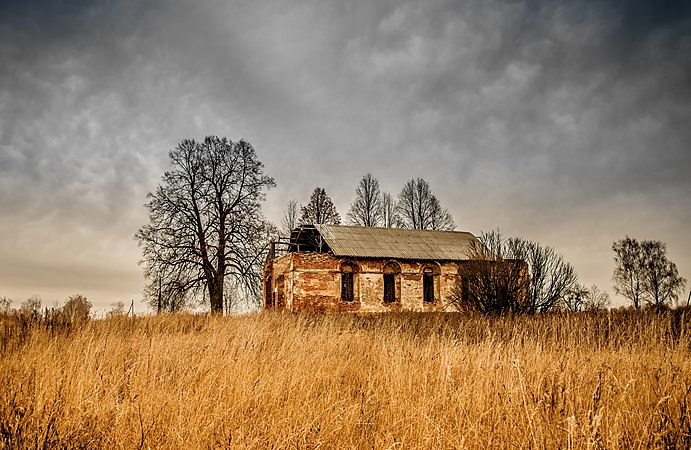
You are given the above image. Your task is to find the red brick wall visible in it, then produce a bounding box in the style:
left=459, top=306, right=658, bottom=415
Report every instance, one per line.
left=264, top=252, right=461, bottom=312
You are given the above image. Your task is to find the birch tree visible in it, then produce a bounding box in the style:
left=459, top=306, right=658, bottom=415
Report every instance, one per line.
left=612, top=237, right=686, bottom=309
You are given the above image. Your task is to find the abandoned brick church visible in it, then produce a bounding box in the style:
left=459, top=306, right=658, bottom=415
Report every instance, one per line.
left=263, top=224, right=483, bottom=312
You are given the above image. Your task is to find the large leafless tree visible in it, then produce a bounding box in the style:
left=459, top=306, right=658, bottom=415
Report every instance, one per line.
left=347, top=173, right=384, bottom=227
left=299, top=187, right=341, bottom=225
left=135, top=136, right=275, bottom=314
left=396, top=178, right=455, bottom=231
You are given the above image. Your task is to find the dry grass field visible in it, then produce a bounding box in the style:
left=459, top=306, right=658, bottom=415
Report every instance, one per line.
left=1, top=310, right=690, bottom=449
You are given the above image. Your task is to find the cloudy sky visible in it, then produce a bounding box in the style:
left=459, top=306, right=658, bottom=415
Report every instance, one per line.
left=1, top=0, right=690, bottom=313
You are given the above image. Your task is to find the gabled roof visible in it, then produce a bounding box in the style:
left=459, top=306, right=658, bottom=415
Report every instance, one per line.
left=305, top=224, right=479, bottom=261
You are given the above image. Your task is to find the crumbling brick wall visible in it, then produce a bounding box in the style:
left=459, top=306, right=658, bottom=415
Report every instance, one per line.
left=264, top=252, right=463, bottom=312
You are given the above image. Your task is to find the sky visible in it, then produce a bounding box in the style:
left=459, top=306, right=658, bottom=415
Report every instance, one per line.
left=1, top=0, right=690, bottom=314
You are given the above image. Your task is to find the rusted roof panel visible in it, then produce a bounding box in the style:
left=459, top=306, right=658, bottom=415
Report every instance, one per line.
left=312, top=224, right=478, bottom=261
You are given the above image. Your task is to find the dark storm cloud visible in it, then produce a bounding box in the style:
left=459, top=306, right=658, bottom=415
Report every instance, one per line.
left=333, top=0, right=691, bottom=203
left=1, top=0, right=689, bottom=308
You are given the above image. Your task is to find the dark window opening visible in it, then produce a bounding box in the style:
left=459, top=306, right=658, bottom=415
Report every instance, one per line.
left=384, top=273, right=395, bottom=303
left=383, top=262, right=401, bottom=304
left=342, top=273, right=354, bottom=302
left=341, top=264, right=354, bottom=302
left=423, top=269, right=434, bottom=303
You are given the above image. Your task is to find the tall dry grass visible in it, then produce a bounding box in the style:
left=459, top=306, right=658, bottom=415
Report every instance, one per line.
left=1, top=309, right=690, bottom=449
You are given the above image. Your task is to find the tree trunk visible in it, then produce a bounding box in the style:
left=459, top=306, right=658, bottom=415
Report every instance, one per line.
left=209, top=277, right=224, bottom=314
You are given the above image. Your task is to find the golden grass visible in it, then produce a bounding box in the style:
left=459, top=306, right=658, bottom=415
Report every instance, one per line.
left=1, top=310, right=690, bottom=449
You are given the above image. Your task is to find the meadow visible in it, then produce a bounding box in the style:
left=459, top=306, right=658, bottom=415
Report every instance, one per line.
left=1, top=309, right=689, bottom=449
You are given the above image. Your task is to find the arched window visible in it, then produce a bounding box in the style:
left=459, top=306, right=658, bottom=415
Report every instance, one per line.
left=341, top=263, right=356, bottom=302
left=383, top=262, right=401, bottom=303
left=422, top=265, right=439, bottom=303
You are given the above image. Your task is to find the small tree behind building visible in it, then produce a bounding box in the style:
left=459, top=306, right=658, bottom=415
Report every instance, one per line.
left=396, top=178, right=455, bottom=231
left=381, top=192, right=400, bottom=228
left=281, top=199, right=300, bottom=234
left=299, top=187, right=341, bottom=225
left=347, top=173, right=384, bottom=227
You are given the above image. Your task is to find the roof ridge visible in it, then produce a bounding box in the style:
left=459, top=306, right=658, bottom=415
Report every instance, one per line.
left=321, top=224, right=474, bottom=235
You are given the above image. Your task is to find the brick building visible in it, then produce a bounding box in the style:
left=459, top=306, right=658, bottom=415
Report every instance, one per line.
left=263, top=224, right=484, bottom=312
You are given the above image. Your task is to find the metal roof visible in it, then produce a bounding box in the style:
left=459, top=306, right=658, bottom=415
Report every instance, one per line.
left=312, top=224, right=479, bottom=261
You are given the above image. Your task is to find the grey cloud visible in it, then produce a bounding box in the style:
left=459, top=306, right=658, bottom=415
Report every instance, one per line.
left=1, top=0, right=689, bottom=308
left=340, top=0, right=691, bottom=196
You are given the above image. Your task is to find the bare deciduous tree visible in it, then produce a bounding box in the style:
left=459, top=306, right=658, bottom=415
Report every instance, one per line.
left=641, top=240, right=687, bottom=308
left=451, top=230, right=529, bottom=314
left=612, top=237, right=646, bottom=309
left=452, top=230, right=578, bottom=314
left=562, top=284, right=589, bottom=312
left=136, top=136, right=275, bottom=315
left=427, top=195, right=455, bottom=231
left=281, top=199, right=299, bottom=234
left=106, top=301, right=126, bottom=318
left=299, top=187, right=341, bottom=225
left=396, top=178, right=455, bottom=230
left=20, top=295, right=41, bottom=316
left=381, top=192, right=399, bottom=228
left=612, top=237, right=687, bottom=309
left=61, top=294, right=92, bottom=324
left=563, top=284, right=610, bottom=312
left=583, top=285, right=611, bottom=311
left=347, top=173, right=384, bottom=227
left=512, top=238, right=579, bottom=314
